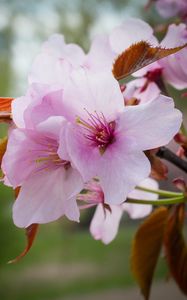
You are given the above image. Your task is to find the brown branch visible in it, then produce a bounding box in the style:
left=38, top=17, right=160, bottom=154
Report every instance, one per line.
left=156, top=147, right=187, bottom=173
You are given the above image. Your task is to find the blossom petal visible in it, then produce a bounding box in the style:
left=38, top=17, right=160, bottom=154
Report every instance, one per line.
left=42, top=34, right=85, bottom=66
left=36, top=116, right=67, bottom=140
left=62, top=70, right=124, bottom=122
left=13, top=167, right=83, bottom=228
left=109, top=18, right=158, bottom=54
left=120, top=95, right=182, bottom=151
left=159, top=24, right=187, bottom=89
left=85, top=34, right=116, bottom=72
left=29, top=34, right=85, bottom=85
left=90, top=204, right=123, bottom=244
left=12, top=96, right=31, bottom=128
left=123, top=178, right=158, bottom=219
left=66, top=124, right=150, bottom=205
left=24, top=89, right=64, bottom=129
left=2, top=129, right=39, bottom=187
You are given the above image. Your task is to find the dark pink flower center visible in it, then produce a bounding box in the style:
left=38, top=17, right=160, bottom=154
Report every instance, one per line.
left=77, top=111, right=116, bottom=154
left=140, top=67, right=163, bottom=93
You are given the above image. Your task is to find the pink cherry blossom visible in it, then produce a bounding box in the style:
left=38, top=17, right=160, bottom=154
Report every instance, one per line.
left=12, top=84, right=64, bottom=129
left=122, top=23, right=187, bottom=96
left=77, top=180, right=104, bottom=206
left=58, top=70, right=182, bottom=206
left=89, top=178, right=158, bottom=244
left=29, top=34, right=85, bottom=86
left=159, top=23, right=187, bottom=89
left=122, top=64, right=162, bottom=105
left=155, top=0, right=187, bottom=21
left=29, top=18, right=157, bottom=86
left=2, top=116, right=83, bottom=228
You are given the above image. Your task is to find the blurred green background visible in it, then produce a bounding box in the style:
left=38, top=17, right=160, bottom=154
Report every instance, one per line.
left=0, top=1, right=186, bottom=299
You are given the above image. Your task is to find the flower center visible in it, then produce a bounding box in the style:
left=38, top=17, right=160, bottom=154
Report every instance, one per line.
left=77, top=111, right=116, bottom=154
left=33, top=137, right=70, bottom=172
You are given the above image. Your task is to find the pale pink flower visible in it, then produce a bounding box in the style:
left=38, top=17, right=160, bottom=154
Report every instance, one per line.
left=12, top=84, right=65, bottom=130
left=159, top=23, right=187, bottom=89
left=29, top=34, right=85, bottom=86
left=123, top=64, right=162, bottom=105
left=29, top=18, right=157, bottom=86
left=123, top=23, right=187, bottom=95
left=155, top=0, right=187, bottom=20
left=58, top=70, right=182, bottom=206
left=90, top=178, right=158, bottom=244
left=77, top=180, right=104, bottom=207
left=12, top=84, right=64, bottom=128
left=2, top=116, right=83, bottom=228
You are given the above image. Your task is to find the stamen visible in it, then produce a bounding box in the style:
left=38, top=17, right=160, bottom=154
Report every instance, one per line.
left=31, top=138, right=70, bottom=172
left=77, top=111, right=116, bottom=154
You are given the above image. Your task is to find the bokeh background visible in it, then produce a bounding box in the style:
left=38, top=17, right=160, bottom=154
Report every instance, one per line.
left=0, top=0, right=187, bottom=299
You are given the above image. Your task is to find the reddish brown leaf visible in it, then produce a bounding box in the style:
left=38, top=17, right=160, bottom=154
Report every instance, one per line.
left=8, top=223, right=39, bottom=264
left=145, top=150, right=168, bottom=180
left=113, top=41, right=187, bottom=81
left=0, top=137, right=7, bottom=165
left=164, top=204, right=187, bottom=295
left=131, top=207, right=169, bottom=300
left=0, top=97, right=13, bottom=122
left=0, top=97, right=14, bottom=111
left=8, top=187, right=39, bottom=263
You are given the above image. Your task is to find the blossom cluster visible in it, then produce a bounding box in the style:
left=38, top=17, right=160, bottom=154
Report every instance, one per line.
left=2, top=18, right=185, bottom=244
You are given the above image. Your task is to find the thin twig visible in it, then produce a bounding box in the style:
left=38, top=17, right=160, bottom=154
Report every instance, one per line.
left=156, top=147, right=187, bottom=173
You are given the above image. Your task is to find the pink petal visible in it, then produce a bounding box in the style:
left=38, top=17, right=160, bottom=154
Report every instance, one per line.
left=42, top=34, right=85, bottom=66
left=66, top=123, right=151, bottom=205
left=12, top=96, right=31, bottom=128
left=29, top=34, right=85, bottom=85
left=29, top=52, right=71, bottom=86
left=90, top=204, right=123, bottom=244
left=24, top=89, right=64, bottom=129
left=109, top=18, right=158, bottom=54
left=13, top=167, right=83, bottom=228
left=120, top=95, right=182, bottom=150
left=156, top=0, right=187, bottom=18
left=62, top=70, right=124, bottom=122
left=159, top=24, right=187, bottom=89
left=123, top=178, right=159, bottom=219
left=36, top=116, right=67, bottom=140
left=85, top=34, right=116, bottom=72
left=2, top=129, right=40, bottom=187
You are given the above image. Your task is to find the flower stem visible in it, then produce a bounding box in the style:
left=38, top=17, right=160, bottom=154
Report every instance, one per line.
left=136, top=186, right=183, bottom=198
left=126, top=196, right=185, bottom=206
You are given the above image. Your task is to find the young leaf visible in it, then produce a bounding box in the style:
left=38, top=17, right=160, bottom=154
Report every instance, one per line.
left=8, top=223, right=39, bottom=264
left=113, top=41, right=187, bottom=81
left=8, top=187, right=39, bottom=263
left=0, top=97, right=14, bottom=111
left=0, top=137, right=7, bottom=165
left=164, top=204, right=187, bottom=295
left=145, top=150, right=168, bottom=180
left=131, top=207, right=169, bottom=300
left=0, top=97, right=13, bottom=122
